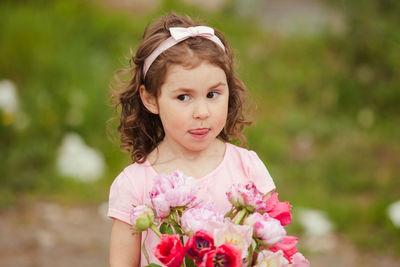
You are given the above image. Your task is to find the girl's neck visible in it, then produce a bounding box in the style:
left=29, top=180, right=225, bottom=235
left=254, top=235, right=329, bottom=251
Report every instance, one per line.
left=147, top=138, right=226, bottom=178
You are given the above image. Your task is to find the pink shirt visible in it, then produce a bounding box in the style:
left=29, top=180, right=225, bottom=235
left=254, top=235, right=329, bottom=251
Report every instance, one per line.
left=108, top=143, right=276, bottom=266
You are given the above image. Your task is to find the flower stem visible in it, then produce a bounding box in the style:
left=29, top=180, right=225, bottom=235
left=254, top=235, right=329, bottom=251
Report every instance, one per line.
left=172, top=210, right=179, bottom=224
left=234, top=209, right=248, bottom=225
left=150, top=224, right=162, bottom=238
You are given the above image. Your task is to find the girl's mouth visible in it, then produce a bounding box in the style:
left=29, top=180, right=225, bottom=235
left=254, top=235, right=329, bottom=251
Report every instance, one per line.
left=188, top=128, right=210, bottom=139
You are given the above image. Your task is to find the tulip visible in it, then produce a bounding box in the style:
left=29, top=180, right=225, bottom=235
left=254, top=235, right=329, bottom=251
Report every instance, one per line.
left=185, top=230, right=215, bottom=264
left=213, top=221, right=252, bottom=259
left=264, top=193, right=292, bottom=226
left=153, top=234, right=185, bottom=267
left=202, top=243, right=242, bottom=267
left=269, top=236, right=298, bottom=263
left=291, top=252, right=310, bottom=267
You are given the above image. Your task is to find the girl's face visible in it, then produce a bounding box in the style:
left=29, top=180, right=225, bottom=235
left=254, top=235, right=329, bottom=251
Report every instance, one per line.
left=147, top=61, right=229, bottom=154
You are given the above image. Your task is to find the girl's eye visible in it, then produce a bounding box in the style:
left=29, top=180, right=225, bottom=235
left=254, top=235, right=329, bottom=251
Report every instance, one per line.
left=207, top=92, right=219, bottom=99
left=177, top=94, right=190, bottom=101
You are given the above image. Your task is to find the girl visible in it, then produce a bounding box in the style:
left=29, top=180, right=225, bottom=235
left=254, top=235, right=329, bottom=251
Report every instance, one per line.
left=108, top=13, right=276, bottom=267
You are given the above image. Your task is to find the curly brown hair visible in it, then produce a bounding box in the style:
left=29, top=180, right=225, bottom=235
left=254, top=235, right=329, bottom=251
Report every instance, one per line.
left=109, top=12, right=251, bottom=163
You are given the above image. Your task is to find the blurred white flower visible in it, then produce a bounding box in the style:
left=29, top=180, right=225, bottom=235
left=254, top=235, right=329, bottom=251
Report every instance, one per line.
left=0, top=80, right=18, bottom=113
left=298, top=208, right=336, bottom=252
left=0, top=79, right=19, bottom=125
left=57, top=133, right=105, bottom=182
left=387, top=200, right=400, bottom=228
left=298, top=209, right=333, bottom=237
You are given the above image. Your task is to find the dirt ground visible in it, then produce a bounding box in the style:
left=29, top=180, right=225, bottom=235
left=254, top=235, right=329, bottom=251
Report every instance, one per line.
left=0, top=201, right=399, bottom=267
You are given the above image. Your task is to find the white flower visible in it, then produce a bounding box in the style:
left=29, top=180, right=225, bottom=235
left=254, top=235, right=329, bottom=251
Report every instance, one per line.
left=387, top=200, right=400, bottom=228
left=56, top=133, right=105, bottom=182
left=213, top=221, right=253, bottom=259
left=254, top=250, right=289, bottom=267
left=0, top=80, right=18, bottom=114
left=297, top=209, right=333, bottom=237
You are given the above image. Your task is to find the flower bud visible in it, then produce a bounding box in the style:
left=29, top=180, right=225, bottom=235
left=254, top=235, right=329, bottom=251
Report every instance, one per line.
left=130, top=205, right=155, bottom=233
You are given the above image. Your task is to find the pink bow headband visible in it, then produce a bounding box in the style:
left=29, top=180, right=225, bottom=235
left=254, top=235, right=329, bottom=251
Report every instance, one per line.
left=142, top=26, right=226, bottom=77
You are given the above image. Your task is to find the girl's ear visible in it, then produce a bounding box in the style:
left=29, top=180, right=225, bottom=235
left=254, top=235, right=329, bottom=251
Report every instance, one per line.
left=139, top=85, right=159, bottom=114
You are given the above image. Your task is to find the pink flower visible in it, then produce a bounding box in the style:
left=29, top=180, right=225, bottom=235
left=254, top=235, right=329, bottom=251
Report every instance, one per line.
left=153, top=234, right=185, bottom=267
left=201, top=243, right=242, bottom=267
left=264, top=193, right=292, bottom=226
left=213, top=221, right=253, bottom=259
left=291, top=252, right=310, bottom=267
left=149, top=170, right=199, bottom=218
left=181, top=204, right=224, bottom=236
left=226, top=182, right=267, bottom=212
left=269, top=236, right=298, bottom=263
left=244, top=213, right=286, bottom=246
left=130, top=205, right=155, bottom=233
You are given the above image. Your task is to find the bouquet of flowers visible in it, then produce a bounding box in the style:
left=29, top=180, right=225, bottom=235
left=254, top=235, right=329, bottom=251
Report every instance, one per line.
left=130, top=171, right=310, bottom=267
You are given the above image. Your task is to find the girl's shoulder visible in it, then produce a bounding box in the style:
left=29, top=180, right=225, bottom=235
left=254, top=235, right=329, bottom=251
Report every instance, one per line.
left=225, top=142, right=261, bottom=163
left=224, top=142, right=270, bottom=177
left=118, top=160, right=157, bottom=181
left=224, top=143, right=276, bottom=194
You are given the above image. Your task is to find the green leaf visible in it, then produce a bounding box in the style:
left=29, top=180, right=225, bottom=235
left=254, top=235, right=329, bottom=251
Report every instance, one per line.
left=172, top=223, right=184, bottom=243
left=165, top=224, right=174, bottom=235
left=247, top=242, right=254, bottom=267
left=160, top=223, right=168, bottom=234
left=160, top=223, right=174, bottom=235
left=144, top=264, right=162, bottom=267
left=172, top=223, right=183, bottom=235
left=185, top=255, right=196, bottom=267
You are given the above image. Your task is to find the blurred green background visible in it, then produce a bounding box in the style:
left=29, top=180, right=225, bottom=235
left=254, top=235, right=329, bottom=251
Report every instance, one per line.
left=1, top=0, right=399, bottom=263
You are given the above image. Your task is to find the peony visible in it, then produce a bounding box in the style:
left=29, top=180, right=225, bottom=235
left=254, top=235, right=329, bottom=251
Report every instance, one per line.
left=254, top=250, right=289, bottom=267
left=264, top=193, right=292, bottom=226
left=213, top=221, right=252, bottom=259
left=181, top=204, right=224, bottom=236
left=269, top=236, right=298, bottom=263
left=226, top=182, right=267, bottom=212
left=244, top=212, right=286, bottom=246
left=201, top=243, right=242, bottom=267
left=149, top=170, right=199, bottom=218
left=153, top=234, right=185, bottom=267
left=130, top=205, right=154, bottom=233
left=185, top=230, right=215, bottom=264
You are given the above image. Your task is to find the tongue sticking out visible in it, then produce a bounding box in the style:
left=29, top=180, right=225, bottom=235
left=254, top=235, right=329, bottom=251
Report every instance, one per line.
left=189, top=129, right=210, bottom=135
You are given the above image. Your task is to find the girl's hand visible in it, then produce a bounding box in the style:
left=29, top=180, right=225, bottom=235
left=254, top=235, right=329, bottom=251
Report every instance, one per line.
left=110, top=219, right=141, bottom=267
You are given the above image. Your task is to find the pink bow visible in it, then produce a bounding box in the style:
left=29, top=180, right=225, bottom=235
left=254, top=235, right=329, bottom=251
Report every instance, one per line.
left=143, top=26, right=225, bottom=77
left=169, top=26, right=215, bottom=41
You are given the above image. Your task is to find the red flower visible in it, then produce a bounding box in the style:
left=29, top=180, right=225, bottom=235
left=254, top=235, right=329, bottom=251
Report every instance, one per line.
left=185, top=230, right=215, bottom=265
left=153, top=234, right=185, bottom=267
left=269, top=235, right=298, bottom=263
left=202, top=243, right=242, bottom=267
left=265, top=193, right=292, bottom=226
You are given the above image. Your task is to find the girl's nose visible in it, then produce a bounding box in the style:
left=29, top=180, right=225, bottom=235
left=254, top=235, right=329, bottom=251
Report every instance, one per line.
left=193, top=100, right=210, bottom=120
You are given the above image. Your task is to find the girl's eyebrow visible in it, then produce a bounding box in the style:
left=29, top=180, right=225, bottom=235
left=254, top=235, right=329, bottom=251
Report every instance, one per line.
left=172, top=82, right=227, bottom=93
